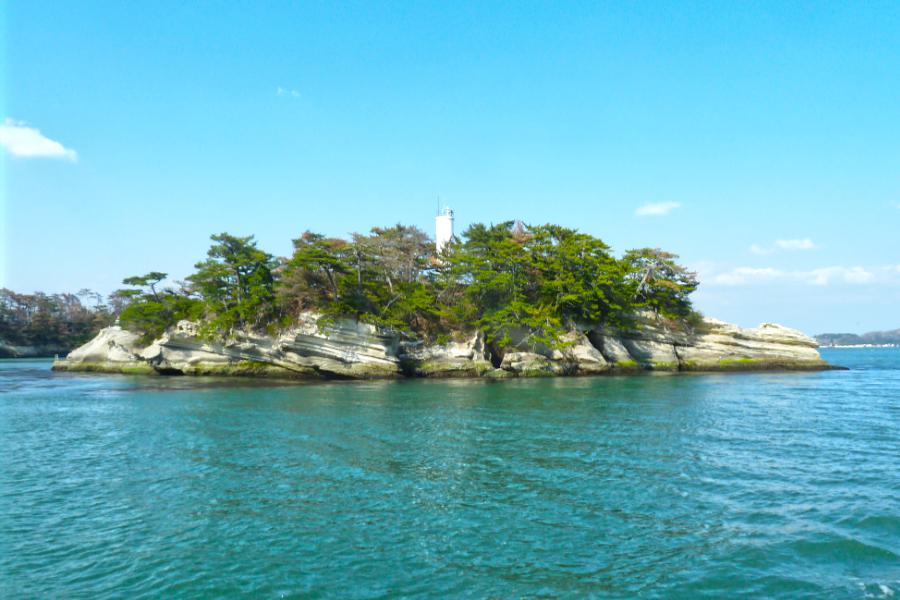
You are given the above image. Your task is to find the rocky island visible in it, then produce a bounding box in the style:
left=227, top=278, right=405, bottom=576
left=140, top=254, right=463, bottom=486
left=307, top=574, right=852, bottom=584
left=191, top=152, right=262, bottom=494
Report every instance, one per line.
left=51, top=218, right=834, bottom=379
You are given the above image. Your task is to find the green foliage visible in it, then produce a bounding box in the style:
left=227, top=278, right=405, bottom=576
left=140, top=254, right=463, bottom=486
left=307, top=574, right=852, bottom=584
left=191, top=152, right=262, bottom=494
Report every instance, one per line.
left=351, top=225, right=439, bottom=332
left=621, top=248, right=699, bottom=320
left=114, top=273, right=202, bottom=343
left=434, top=222, right=629, bottom=350
left=278, top=225, right=440, bottom=335
left=5, top=222, right=702, bottom=353
left=277, top=231, right=352, bottom=314
left=187, top=233, right=278, bottom=335
left=121, top=272, right=167, bottom=298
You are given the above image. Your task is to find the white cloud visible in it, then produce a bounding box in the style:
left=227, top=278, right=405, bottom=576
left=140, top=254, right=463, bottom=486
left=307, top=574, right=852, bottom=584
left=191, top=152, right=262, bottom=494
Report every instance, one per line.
left=709, top=265, right=890, bottom=287
left=635, top=201, right=680, bottom=217
left=803, top=266, right=873, bottom=286
left=775, top=238, right=816, bottom=251
left=0, top=119, right=77, bottom=160
left=713, top=267, right=784, bottom=285
left=749, top=244, right=774, bottom=256
left=749, top=238, right=817, bottom=254
left=277, top=86, right=301, bottom=98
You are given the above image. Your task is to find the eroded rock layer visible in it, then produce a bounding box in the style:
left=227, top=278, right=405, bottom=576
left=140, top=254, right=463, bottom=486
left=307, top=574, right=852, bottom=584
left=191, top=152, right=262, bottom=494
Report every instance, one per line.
left=53, top=312, right=833, bottom=379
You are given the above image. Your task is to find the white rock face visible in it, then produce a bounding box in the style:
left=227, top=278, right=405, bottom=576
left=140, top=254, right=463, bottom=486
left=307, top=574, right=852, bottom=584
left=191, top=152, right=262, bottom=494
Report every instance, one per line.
left=142, top=316, right=403, bottom=378
left=491, top=328, right=608, bottom=374
left=61, top=326, right=144, bottom=366
left=500, top=351, right=567, bottom=376
left=286, top=313, right=398, bottom=365
left=54, top=312, right=831, bottom=378
left=586, top=332, right=633, bottom=364
left=619, top=338, right=680, bottom=370
left=399, top=332, right=492, bottom=377
left=551, top=331, right=609, bottom=374
left=675, top=319, right=824, bottom=369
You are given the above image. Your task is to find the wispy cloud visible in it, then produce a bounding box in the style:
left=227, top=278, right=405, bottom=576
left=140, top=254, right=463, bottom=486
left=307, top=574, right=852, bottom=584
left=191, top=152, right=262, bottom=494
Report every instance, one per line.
left=277, top=86, right=301, bottom=98
left=749, top=238, right=817, bottom=255
left=806, top=266, right=875, bottom=285
left=749, top=244, right=774, bottom=256
left=0, top=118, right=77, bottom=161
left=708, top=265, right=896, bottom=286
left=635, top=201, right=680, bottom=217
left=775, top=238, right=816, bottom=250
left=713, top=267, right=784, bottom=285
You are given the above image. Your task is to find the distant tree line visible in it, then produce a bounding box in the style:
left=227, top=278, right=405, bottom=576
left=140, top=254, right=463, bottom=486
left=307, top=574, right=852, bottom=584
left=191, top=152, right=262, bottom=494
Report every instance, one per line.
left=815, top=330, right=900, bottom=346
left=0, top=289, right=117, bottom=354
left=114, top=221, right=700, bottom=349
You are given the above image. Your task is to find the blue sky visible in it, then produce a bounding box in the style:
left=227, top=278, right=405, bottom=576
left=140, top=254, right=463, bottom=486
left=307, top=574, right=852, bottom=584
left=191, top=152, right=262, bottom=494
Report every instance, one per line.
left=2, top=1, right=899, bottom=334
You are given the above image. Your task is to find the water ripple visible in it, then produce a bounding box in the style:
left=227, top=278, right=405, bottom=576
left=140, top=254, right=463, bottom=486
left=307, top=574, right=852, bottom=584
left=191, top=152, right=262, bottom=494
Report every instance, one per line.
left=1, top=350, right=899, bottom=598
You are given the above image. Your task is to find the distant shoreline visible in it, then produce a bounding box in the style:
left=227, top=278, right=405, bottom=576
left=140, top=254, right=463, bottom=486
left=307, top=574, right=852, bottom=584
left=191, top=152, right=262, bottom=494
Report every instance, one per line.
left=815, top=329, right=900, bottom=347
left=821, top=344, right=898, bottom=349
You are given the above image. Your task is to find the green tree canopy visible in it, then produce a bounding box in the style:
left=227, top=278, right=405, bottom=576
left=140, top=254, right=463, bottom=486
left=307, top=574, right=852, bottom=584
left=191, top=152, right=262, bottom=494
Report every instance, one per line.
left=114, top=272, right=202, bottom=342
left=187, top=233, right=277, bottom=334
left=23, top=220, right=701, bottom=351
left=435, top=222, right=633, bottom=350
left=622, top=248, right=699, bottom=320
left=278, top=231, right=353, bottom=313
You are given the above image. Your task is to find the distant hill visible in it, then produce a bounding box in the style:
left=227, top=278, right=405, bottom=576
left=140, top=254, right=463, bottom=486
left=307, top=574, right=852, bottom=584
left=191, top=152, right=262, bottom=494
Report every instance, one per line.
left=815, top=329, right=900, bottom=346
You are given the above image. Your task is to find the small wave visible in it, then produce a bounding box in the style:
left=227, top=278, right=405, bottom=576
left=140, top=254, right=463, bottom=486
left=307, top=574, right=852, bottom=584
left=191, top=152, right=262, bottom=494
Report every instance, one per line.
left=857, top=581, right=897, bottom=599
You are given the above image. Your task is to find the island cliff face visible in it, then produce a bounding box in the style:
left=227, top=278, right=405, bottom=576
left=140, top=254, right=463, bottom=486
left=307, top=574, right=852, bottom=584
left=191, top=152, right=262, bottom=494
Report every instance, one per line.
left=52, top=312, right=832, bottom=379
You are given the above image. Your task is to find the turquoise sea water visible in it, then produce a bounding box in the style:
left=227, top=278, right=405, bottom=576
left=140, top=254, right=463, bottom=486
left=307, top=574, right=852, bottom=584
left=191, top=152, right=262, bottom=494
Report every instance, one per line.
left=1, top=349, right=898, bottom=598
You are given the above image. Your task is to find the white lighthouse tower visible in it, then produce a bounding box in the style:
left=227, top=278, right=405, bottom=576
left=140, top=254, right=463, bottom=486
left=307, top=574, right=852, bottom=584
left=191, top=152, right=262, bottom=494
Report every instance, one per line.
left=435, top=206, right=454, bottom=254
